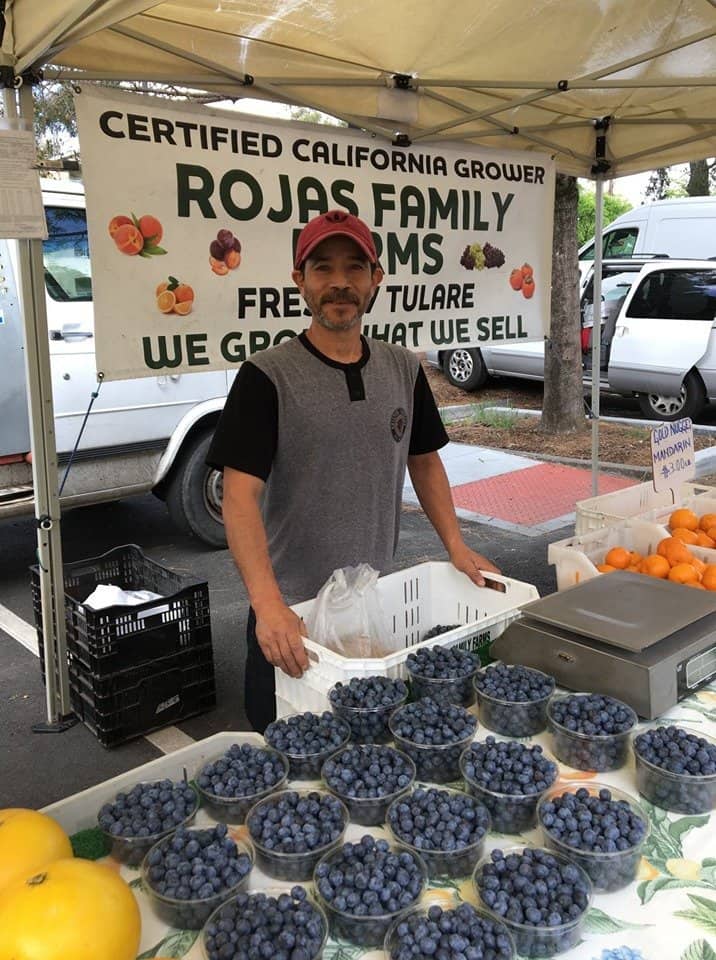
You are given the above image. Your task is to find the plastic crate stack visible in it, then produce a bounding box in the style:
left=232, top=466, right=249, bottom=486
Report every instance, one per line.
left=31, top=544, right=216, bottom=747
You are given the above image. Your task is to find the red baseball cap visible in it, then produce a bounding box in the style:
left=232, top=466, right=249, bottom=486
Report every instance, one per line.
left=294, top=209, right=378, bottom=269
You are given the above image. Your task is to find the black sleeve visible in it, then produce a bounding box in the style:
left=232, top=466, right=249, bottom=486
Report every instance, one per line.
left=409, top=365, right=449, bottom=455
left=205, top=361, right=278, bottom=480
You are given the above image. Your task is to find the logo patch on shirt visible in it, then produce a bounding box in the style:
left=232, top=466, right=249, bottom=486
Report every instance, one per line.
left=390, top=407, right=408, bottom=442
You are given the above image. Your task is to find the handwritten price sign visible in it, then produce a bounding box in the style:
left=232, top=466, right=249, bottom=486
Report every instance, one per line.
left=650, top=418, right=695, bottom=493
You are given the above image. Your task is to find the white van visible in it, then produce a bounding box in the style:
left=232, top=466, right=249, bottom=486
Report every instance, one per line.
left=0, top=180, right=231, bottom=546
left=579, top=197, right=716, bottom=274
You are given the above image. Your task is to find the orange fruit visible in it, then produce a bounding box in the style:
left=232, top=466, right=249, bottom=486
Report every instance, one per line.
left=640, top=554, right=670, bottom=579
left=657, top=537, right=693, bottom=566
left=701, top=565, right=716, bottom=591
left=596, top=563, right=616, bottom=574
left=691, top=557, right=706, bottom=578
left=694, top=531, right=716, bottom=548
left=155, top=280, right=169, bottom=296
left=668, top=563, right=699, bottom=585
left=671, top=527, right=699, bottom=545
left=173, top=300, right=193, bottom=316
left=604, top=547, right=631, bottom=570
left=685, top=582, right=706, bottom=589
left=699, top=513, right=716, bottom=532
left=627, top=564, right=641, bottom=573
left=156, top=290, right=176, bottom=313
left=705, top=526, right=716, bottom=542
left=628, top=551, right=643, bottom=566
left=174, top=283, right=194, bottom=303
left=669, top=508, right=699, bottom=531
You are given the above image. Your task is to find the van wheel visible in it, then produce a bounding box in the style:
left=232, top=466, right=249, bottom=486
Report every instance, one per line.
left=166, top=430, right=227, bottom=548
left=637, top=369, right=705, bottom=422
left=443, top=348, right=487, bottom=391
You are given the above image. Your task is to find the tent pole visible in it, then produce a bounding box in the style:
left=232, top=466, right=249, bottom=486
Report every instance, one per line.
left=11, top=82, right=74, bottom=730
left=590, top=175, right=604, bottom=496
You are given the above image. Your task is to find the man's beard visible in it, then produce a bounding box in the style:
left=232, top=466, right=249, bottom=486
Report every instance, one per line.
left=306, top=292, right=365, bottom=331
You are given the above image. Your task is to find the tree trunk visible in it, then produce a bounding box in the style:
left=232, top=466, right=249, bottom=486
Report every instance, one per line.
left=541, top=173, right=585, bottom=434
left=686, top=159, right=710, bottom=196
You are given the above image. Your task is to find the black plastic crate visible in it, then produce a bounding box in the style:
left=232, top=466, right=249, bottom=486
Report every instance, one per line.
left=69, top=645, right=216, bottom=748
left=31, top=544, right=211, bottom=676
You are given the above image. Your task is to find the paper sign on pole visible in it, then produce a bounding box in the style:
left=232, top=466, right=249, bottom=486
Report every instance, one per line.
left=0, top=128, right=47, bottom=239
left=650, top=418, right=696, bottom=493
left=73, top=86, right=555, bottom=381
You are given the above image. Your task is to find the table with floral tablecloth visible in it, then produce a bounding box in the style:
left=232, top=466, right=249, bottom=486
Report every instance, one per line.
left=80, top=679, right=716, bottom=960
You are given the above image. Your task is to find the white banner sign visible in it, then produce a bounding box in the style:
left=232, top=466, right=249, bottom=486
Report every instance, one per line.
left=74, top=87, right=555, bottom=380
left=650, top=417, right=695, bottom=492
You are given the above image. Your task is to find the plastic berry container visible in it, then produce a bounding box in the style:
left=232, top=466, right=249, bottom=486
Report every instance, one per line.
left=321, top=745, right=416, bottom=826
left=384, top=895, right=516, bottom=960
left=388, top=706, right=477, bottom=783
left=633, top=726, right=716, bottom=814
left=314, top=841, right=429, bottom=947
left=546, top=693, right=637, bottom=772
left=194, top=746, right=289, bottom=823
left=265, top=713, right=351, bottom=780
left=201, top=887, right=329, bottom=960
left=329, top=684, right=409, bottom=744
left=246, top=789, right=349, bottom=882
left=386, top=786, right=491, bottom=879
left=99, top=780, right=200, bottom=867
left=474, top=667, right=555, bottom=737
left=406, top=655, right=480, bottom=708
left=460, top=748, right=558, bottom=835
left=537, top=782, right=650, bottom=892
left=473, top=847, right=593, bottom=958
left=142, top=833, right=253, bottom=930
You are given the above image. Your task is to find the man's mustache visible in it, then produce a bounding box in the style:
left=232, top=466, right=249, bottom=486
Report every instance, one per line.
left=321, top=292, right=359, bottom=305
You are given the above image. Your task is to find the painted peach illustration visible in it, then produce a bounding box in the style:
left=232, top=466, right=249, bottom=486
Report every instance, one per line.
left=113, top=223, right=144, bottom=256
left=108, top=215, right=132, bottom=237
left=209, top=255, right=229, bottom=276
left=138, top=214, right=163, bottom=245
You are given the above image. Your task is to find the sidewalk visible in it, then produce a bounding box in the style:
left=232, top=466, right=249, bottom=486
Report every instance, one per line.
left=405, top=442, right=635, bottom=536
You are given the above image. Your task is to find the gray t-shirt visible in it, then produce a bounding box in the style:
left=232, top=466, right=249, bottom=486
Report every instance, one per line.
left=207, top=334, right=448, bottom=603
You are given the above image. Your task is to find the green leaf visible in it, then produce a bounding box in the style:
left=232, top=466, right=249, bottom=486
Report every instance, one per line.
left=131, top=212, right=141, bottom=229
left=322, top=939, right=366, bottom=960
left=681, top=940, right=716, bottom=960
left=638, top=877, right=715, bottom=905
left=136, top=928, right=198, bottom=958
left=168, top=275, right=179, bottom=290
left=143, top=244, right=167, bottom=256
left=675, top=894, right=716, bottom=936
left=582, top=906, right=652, bottom=934
left=128, top=876, right=144, bottom=891
left=671, top=815, right=711, bottom=844
left=138, top=250, right=151, bottom=258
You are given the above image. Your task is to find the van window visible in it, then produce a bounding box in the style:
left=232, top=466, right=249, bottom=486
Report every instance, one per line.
left=42, top=206, right=92, bottom=302
left=580, top=227, right=638, bottom=261
left=627, top=269, right=716, bottom=321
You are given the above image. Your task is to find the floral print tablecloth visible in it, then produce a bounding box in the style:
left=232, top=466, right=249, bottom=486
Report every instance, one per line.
left=97, top=681, right=716, bottom=960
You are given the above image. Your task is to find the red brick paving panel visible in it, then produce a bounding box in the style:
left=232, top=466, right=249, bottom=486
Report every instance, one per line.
left=451, top=463, right=635, bottom=525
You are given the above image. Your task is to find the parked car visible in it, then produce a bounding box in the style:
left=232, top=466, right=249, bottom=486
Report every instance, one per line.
left=578, top=197, right=716, bottom=281
left=427, top=258, right=716, bottom=421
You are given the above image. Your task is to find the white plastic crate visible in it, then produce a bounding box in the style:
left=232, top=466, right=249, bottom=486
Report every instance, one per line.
left=276, top=562, right=539, bottom=717
left=574, top=481, right=713, bottom=535
left=548, top=517, right=714, bottom=591
left=641, top=495, right=716, bottom=563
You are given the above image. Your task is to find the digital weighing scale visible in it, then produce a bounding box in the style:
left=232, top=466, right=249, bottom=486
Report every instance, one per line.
left=492, top=572, right=716, bottom=719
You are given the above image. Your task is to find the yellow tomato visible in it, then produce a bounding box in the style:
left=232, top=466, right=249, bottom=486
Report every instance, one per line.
left=0, top=858, right=141, bottom=960
left=0, top=808, right=72, bottom=894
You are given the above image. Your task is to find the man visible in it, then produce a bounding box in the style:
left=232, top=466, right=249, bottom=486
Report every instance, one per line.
left=207, top=209, right=499, bottom=732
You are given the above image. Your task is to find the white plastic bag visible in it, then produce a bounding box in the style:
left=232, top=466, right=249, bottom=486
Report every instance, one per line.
left=306, top=564, right=390, bottom=658
left=83, top=584, right=163, bottom=610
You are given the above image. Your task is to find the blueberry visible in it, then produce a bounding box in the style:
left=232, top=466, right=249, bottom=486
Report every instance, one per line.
left=316, top=836, right=426, bottom=947
left=476, top=848, right=591, bottom=957
left=98, top=780, right=199, bottom=866
left=203, top=888, right=326, bottom=960
left=548, top=694, right=636, bottom=772
left=389, top=698, right=477, bottom=782
left=322, top=744, right=416, bottom=825
left=144, top=824, right=252, bottom=930
left=329, top=677, right=409, bottom=743
left=247, top=790, right=348, bottom=881
left=265, top=713, right=351, bottom=779
left=634, top=725, right=716, bottom=814
left=474, top=664, right=555, bottom=737
left=387, top=787, right=490, bottom=878
left=406, top=645, right=479, bottom=707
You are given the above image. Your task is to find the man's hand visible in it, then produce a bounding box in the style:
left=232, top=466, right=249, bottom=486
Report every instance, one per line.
left=254, top=602, right=309, bottom=678
left=449, top=541, right=501, bottom=588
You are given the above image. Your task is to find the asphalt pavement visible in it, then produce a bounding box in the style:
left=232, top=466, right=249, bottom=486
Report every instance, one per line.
left=0, top=489, right=562, bottom=809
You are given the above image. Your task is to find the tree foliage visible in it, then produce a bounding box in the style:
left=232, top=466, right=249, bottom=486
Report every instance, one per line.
left=644, top=160, right=715, bottom=200
left=576, top=185, right=632, bottom=245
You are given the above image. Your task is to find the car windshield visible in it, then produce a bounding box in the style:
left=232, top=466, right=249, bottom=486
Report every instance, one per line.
left=42, top=206, right=92, bottom=302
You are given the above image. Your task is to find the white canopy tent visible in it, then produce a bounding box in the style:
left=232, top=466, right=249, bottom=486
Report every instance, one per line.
left=2, top=0, right=715, bottom=726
